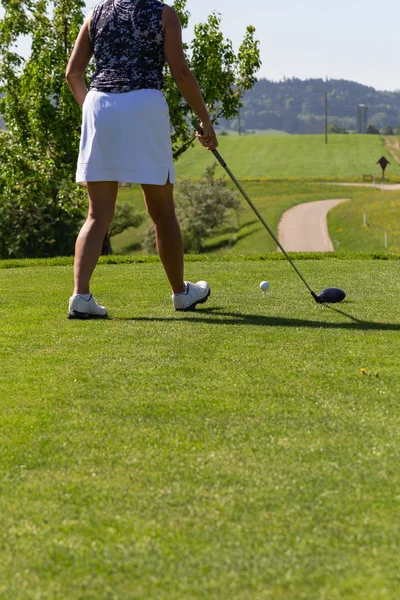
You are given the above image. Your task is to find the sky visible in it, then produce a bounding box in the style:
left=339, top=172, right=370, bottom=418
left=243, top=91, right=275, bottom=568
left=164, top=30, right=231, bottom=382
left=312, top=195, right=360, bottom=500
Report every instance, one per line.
left=4, top=0, right=400, bottom=92
left=178, top=0, right=399, bottom=92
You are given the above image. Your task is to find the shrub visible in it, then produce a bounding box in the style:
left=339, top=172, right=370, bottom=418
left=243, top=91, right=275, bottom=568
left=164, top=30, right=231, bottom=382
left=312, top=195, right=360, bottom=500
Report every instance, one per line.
left=0, top=133, right=85, bottom=258
left=366, top=124, right=380, bottom=135
left=381, top=125, right=394, bottom=136
left=144, top=164, right=241, bottom=253
left=327, top=124, right=348, bottom=134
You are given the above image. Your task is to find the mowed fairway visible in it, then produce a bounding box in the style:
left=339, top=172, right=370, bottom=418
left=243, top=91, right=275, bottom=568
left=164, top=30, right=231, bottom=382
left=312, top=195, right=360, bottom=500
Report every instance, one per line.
left=113, top=180, right=400, bottom=255
left=110, top=135, right=400, bottom=256
left=1, top=256, right=400, bottom=599
left=174, top=134, right=400, bottom=179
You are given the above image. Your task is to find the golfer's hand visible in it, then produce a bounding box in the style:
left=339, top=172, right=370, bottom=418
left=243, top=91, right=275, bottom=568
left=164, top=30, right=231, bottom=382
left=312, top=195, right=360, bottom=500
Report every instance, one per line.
left=196, top=122, right=218, bottom=151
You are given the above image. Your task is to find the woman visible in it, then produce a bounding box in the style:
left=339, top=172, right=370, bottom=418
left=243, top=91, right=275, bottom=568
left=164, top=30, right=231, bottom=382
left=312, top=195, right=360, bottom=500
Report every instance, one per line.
left=66, top=0, right=218, bottom=319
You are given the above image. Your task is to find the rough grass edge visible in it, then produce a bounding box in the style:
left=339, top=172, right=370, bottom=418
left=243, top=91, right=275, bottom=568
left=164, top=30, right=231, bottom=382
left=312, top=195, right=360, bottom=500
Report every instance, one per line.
left=176, top=176, right=400, bottom=184
left=1, top=252, right=400, bottom=270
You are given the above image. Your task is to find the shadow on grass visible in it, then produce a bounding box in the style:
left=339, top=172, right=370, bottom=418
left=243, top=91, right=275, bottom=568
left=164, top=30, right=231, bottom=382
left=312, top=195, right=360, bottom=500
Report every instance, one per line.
left=203, top=228, right=260, bottom=253
left=112, top=306, right=400, bottom=331
left=123, top=241, right=142, bottom=253
left=207, top=219, right=259, bottom=236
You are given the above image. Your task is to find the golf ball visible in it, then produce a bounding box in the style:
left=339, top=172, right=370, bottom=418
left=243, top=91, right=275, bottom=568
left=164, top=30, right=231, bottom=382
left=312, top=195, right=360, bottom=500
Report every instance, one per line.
left=259, top=281, right=270, bottom=291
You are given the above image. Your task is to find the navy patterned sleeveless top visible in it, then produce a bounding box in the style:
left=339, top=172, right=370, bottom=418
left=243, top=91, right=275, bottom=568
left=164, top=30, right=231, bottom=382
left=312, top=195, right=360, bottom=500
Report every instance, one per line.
left=89, top=0, right=165, bottom=93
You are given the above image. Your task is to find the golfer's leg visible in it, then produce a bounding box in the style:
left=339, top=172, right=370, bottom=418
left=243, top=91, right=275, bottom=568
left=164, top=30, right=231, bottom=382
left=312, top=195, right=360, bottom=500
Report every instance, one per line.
left=142, top=181, right=185, bottom=295
left=73, top=181, right=118, bottom=295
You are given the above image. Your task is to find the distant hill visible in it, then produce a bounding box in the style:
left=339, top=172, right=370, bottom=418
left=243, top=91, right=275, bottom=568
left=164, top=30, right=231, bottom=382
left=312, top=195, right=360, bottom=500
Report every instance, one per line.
left=174, top=134, right=400, bottom=180
left=220, top=78, right=400, bottom=135
left=2, top=78, right=400, bottom=135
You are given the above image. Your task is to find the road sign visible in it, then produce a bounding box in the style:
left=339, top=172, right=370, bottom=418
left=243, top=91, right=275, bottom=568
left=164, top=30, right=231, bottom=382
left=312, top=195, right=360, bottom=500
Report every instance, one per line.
left=377, top=156, right=390, bottom=179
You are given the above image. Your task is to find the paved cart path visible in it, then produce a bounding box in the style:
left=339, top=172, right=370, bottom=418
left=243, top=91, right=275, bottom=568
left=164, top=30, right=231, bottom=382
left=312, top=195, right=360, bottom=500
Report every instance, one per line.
left=278, top=199, right=348, bottom=252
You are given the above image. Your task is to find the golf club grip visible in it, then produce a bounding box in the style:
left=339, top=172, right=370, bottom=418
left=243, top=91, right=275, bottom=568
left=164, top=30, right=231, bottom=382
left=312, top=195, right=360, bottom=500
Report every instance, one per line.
left=195, top=123, right=314, bottom=295
left=211, top=149, right=227, bottom=168
left=195, top=124, right=227, bottom=167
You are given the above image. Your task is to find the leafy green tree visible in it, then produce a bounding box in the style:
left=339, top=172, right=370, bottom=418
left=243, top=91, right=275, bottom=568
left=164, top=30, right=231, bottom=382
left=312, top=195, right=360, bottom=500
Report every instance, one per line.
left=327, top=123, right=348, bottom=134
left=0, top=0, right=260, bottom=258
left=0, top=0, right=87, bottom=258
left=144, top=164, right=241, bottom=253
left=381, top=125, right=394, bottom=136
left=168, top=3, right=261, bottom=157
left=366, top=124, right=380, bottom=135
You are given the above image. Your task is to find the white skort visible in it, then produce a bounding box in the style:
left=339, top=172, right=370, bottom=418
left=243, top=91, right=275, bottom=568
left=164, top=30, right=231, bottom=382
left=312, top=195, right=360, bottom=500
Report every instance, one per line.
left=76, top=88, right=176, bottom=186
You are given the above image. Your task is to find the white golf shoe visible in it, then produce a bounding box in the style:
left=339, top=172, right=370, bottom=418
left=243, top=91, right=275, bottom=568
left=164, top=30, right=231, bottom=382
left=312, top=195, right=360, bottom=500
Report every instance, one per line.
left=172, top=281, right=210, bottom=311
left=68, top=295, right=108, bottom=319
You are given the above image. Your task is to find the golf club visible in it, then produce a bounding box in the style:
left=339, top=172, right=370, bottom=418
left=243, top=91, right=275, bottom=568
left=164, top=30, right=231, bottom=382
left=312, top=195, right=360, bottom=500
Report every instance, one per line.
left=196, top=125, right=346, bottom=304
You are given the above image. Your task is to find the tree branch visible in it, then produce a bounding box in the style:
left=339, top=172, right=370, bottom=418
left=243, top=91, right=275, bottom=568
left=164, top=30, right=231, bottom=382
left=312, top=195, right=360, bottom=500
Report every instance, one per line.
left=173, top=134, right=196, bottom=160
left=172, top=108, right=225, bottom=160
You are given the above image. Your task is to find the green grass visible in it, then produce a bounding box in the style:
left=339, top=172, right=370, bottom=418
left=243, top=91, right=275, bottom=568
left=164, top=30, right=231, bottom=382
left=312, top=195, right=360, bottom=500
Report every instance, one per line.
left=329, top=188, right=400, bottom=252
left=112, top=181, right=400, bottom=255
left=1, top=257, right=400, bottom=599
left=174, top=134, right=400, bottom=180
left=97, top=135, right=400, bottom=256
left=219, top=129, right=291, bottom=136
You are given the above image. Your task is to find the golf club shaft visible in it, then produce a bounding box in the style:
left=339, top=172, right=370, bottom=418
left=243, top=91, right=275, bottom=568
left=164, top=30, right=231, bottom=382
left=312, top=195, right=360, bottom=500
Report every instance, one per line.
left=204, top=142, right=316, bottom=297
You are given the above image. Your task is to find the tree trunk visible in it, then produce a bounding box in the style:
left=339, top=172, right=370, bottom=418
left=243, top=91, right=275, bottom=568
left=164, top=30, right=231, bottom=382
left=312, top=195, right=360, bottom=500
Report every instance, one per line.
left=101, top=231, right=112, bottom=255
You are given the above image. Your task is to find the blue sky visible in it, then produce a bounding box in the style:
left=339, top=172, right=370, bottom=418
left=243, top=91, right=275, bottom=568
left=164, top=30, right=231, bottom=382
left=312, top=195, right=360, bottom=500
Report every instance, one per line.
left=5, top=0, right=399, bottom=91
left=178, top=0, right=399, bottom=92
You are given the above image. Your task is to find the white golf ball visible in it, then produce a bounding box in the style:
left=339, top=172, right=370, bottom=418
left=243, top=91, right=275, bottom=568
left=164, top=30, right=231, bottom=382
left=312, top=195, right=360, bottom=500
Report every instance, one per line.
left=259, top=281, right=270, bottom=291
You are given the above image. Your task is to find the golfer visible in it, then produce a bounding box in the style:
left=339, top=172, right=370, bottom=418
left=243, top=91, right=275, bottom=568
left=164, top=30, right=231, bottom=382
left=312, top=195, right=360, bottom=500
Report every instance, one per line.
left=66, top=0, right=218, bottom=319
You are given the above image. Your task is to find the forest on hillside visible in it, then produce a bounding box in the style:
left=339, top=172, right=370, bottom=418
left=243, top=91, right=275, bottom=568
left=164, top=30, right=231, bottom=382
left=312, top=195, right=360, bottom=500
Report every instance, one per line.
left=2, top=78, right=400, bottom=135
left=219, top=78, right=400, bottom=134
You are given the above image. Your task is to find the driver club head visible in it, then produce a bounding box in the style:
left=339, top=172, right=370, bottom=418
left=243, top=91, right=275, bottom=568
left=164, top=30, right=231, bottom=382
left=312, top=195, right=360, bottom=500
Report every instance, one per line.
left=313, top=287, right=346, bottom=304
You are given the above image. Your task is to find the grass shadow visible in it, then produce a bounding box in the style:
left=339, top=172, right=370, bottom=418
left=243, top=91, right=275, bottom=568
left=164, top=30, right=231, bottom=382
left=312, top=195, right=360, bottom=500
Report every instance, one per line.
left=123, top=241, right=142, bottom=253
left=112, top=306, right=400, bottom=331
left=208, top=219, right=259, bottom=237
left=203, top=228, right=260, bottom=253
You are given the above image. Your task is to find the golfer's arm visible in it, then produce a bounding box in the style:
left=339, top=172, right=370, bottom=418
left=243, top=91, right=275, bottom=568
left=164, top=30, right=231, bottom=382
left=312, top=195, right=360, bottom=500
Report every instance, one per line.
left=163, top=7, right=211, bottom=125
left=66, top=16, right=93, bottom=108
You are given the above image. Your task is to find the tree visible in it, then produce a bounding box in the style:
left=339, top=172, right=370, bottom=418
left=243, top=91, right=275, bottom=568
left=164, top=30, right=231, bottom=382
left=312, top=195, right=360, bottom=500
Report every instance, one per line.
left=144, top=164, right=241, bottom=254
left=0, top=0, right=260, bottom=258
left=381, top=125, right=394, bottom=136
left=215, top=78, right=400, bottom=134
left=366, top=124, right=379, bottom=135
left=327, top=123, right=348, bottom=134
left=166, top=2, right=261, bottom=157
left=101, top=203, right=145, bottom=255
left=0, top=0, right=87, bottom=258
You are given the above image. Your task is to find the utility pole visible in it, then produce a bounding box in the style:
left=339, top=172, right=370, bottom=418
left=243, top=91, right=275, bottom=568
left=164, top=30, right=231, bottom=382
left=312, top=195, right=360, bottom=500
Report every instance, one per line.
left=325, top=92, right=328, bottom=144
